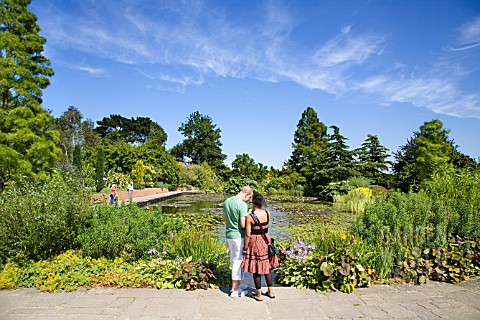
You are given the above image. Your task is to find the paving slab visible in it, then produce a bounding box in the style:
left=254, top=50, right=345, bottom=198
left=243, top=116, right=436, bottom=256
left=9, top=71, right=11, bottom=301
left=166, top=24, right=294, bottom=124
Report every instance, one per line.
left=1, top=278, right=479, bottom=319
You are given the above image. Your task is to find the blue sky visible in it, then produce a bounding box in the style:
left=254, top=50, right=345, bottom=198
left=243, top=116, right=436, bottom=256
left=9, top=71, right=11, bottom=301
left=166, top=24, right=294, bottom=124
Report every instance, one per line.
left=30, top=0, right=480, bottom=169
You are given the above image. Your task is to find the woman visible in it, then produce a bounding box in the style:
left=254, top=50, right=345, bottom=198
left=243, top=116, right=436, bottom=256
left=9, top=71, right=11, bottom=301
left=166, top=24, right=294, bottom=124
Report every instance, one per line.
left=241, top=193, right=279, bottom=301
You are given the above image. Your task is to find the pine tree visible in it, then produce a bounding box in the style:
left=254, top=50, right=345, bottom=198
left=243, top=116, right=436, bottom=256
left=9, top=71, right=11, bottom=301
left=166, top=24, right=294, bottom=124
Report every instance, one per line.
left=356, top=134, right=391, bottom=184
left=317, top=125, right=357, bottom=183
left=0, top=0, right=60, bottom=190
left=285, top=107, right=329, bottom=194
left=393, top=119, right=453, bottom=191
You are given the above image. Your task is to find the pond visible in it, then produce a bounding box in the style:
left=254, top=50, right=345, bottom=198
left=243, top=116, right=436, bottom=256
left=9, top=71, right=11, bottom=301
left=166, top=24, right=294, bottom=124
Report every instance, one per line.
left=153, top=193, right=332, bottom=242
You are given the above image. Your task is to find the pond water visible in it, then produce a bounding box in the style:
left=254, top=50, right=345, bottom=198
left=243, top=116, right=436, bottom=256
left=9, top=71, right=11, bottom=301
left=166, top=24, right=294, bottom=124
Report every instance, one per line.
left=155, top=197, right=291, bottom=241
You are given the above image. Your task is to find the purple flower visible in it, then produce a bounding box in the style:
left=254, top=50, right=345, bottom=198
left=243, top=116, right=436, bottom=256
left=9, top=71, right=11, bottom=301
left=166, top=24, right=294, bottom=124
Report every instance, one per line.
left=155, top=238, right=159, bottom=244
left=163, top=245, right=167, bottom=254
left=170, top=230, right=174, bottom=241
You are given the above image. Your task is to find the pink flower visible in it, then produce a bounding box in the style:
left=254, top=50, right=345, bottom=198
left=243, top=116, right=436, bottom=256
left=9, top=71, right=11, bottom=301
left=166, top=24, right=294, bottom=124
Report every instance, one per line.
left=163, top=245, right=167, bottom=254
left=170, top=230, right=174, bottom=241
left=155, top=238, right=159, bottom=244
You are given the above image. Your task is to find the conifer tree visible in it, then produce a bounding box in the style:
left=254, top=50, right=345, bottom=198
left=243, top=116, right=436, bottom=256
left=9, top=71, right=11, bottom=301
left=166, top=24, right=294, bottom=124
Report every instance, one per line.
left=0, top=0, right=60, bottom=190
left=317, top=125, right=357, bottom=184
left=356, top=134, right=391, bottom=184
left=393, top=119, right=453, bottom=191
left=285, top=107, right=328, bottom=194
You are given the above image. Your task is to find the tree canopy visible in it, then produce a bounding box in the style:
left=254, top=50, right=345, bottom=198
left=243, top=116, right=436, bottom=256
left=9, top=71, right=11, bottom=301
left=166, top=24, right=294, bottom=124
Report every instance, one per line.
left=394, top=119, right=454, bottom=191
left=317, top=125, right=357, bottom=184
left=95, top=114, right=167, bottom=145
left=285, top=107, right=328, bottom=194
left=54, top=106, right=99, bottom=166
left=0, top=0, right=61, bottom=190
left=356, top=134, right=391, bottom=184
left=172, top=111, right=226, bottom=168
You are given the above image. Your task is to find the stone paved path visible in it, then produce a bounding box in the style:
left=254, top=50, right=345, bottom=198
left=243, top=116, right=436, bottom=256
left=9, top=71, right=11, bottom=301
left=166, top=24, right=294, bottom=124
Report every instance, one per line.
left=1, top=279, right=479, bottom=319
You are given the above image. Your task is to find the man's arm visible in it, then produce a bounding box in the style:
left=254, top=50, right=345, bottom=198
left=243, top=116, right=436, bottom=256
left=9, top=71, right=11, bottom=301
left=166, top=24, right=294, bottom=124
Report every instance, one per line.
left=222, top=211, right=226, bottom=221
left=240, top=216, right=246, bottom=229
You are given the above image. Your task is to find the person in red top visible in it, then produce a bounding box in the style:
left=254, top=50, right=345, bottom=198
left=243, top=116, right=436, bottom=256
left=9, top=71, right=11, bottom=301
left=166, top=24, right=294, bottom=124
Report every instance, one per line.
left=109, top=183, right=116, bottom=205
left=241, top=193, right=279, bottom=301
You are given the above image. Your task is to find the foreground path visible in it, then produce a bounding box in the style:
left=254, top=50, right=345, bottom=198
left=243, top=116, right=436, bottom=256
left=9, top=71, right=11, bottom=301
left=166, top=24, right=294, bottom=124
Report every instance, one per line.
left=1, top=279, right=479, bottom=319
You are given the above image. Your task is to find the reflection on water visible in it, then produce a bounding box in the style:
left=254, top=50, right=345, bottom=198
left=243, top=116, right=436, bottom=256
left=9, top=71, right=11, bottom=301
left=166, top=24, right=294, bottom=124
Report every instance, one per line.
left=155, top=198, right=290, bottom=241
left=159, top=200, right=220, bottom=214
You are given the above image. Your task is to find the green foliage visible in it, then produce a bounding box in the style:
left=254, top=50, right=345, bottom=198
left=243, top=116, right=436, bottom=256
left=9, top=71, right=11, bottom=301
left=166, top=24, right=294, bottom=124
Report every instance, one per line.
left=223, top=176, right=258, bottom=195
left=131, top=159, right=156, bottom=188
left=276, top=234, right=374, bottom=293
left=172, top=111, right=226, bottom=168
left=316, top=125, right=358, bottom=184
left=136, top=257, right=229, bottom=290
left=0, top=172, right=90, bottom=263
left=350, top=168, right=480, bottom=279
left=0, top=0, right=61, bottom=190
left=95, top=114, right=167, bottom=145
left=167, top=229, right=228, bottom=264
left=334, top=187, right=373, bottom=214
left=285, top=107, right=328, bottom=195
left=77, top=205, right=183, bottom=261
left=105, top=170, right=131, bottom=189
left=178, top=163, right=217, bottom=190
left=54, top=106, right=99, bottom=166
left=0, top=250, right=144, bottom=292
left=263, top=172, right=306, bottom=196
left=395, top=237, right=480, bottom=285
left=73, top=144, right=82, bottom=171
left=1, top=0, right=54, bottom=109
left=423, top=167, right=480, bottom=237
left=95, top=147, right=105, bottom=192
left=318, top=176, right=372, bottom=201
left=231, top=153, right=268, bottom=182
left=355, top=134, right=391, bottom=184
left=394, top=119, right=454, bottom=191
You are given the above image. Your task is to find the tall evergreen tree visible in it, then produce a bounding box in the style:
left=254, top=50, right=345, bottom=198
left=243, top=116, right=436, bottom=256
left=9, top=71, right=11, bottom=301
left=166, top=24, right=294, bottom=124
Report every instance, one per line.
left=356, top=134, right=391, bottom=184
left=317, top=125, right=357, bottom=184
left=285, top=107, right=328, bottom=194
left=0, top=0, right=61, bottom=190
left=393, top=119, right=454, bottom=191
left=171, top=111, right=226, bottom=168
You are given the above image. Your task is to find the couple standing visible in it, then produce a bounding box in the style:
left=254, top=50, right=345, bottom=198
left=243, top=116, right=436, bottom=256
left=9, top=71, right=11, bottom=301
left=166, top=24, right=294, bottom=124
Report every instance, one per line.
left=222, top=186, right=279, bottom=301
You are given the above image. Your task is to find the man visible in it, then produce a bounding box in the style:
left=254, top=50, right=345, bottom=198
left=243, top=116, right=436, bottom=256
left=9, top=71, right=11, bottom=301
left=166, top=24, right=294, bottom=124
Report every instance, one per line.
left=127, top=181, right=134, bottom=200
left=222, top=186, right=253, bottom=297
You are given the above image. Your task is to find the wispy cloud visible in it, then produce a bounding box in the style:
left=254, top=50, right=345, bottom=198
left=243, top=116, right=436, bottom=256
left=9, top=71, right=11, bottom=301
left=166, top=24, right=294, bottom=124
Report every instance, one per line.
left=71, top=64, right=105, bottom=76
left=357, top=75, right=480, bottom=118
left=32, top=1, right=480, bottom=119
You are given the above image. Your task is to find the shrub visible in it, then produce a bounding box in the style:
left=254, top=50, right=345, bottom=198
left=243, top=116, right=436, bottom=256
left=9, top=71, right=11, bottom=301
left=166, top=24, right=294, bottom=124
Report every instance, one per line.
left=223, top=176, right=258, bottom=195
left=276, top=234, right=374, bottom=293
left=77, top=205, right=183, bottom=260
left=0, top=172, right=90, bottom=263
left=334, top=187, right=373, bottom=214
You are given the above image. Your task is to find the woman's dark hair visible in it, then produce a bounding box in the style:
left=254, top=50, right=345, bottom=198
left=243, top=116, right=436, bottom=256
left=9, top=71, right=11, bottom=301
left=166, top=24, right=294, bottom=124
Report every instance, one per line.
left=252, top=193, right=267, bottom=209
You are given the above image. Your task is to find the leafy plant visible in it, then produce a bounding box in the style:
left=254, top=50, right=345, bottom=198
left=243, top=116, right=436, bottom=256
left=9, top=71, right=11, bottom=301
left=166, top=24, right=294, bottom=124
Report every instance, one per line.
left=0, top=172, right=90, bottom=263
left=77, top=205, right=183, bottom=260
left=276, top=234, right=374, bottom=293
